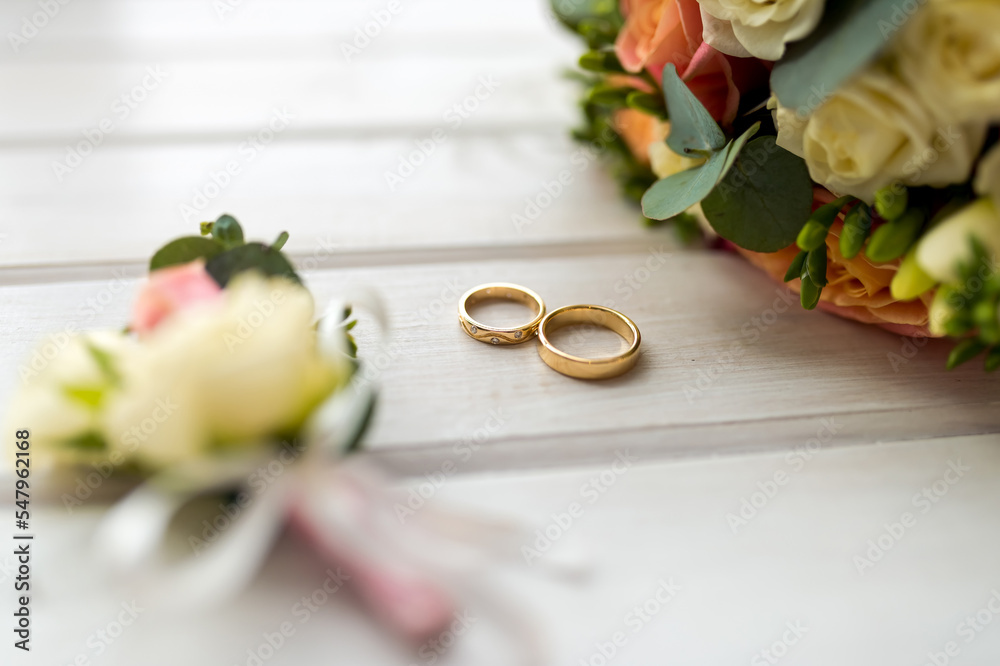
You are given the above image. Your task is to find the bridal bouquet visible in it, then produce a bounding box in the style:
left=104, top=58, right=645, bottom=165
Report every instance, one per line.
left=553, top=0, right=1000, bottom=370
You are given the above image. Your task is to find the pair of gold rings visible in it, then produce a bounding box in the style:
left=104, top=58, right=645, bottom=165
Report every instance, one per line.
left=458, top=283, right=641, bottom=380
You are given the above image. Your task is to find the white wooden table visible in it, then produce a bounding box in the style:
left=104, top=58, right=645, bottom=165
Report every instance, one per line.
left=2, top=2, right=999, bottom=665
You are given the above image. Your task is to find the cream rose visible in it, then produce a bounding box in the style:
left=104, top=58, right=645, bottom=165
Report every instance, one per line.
left=771, top=66, right=987, bottom=203
left=8, top=331, right=135, bottom=468
left=894, top=0, right=1000, bottom=125
left=104, top=273, right=350, bottom=468
left=915, top=198, right=1000, bottom=283
left=696, top=0, right=824, bottom=60
left=11, top=274, right=352, bottom=472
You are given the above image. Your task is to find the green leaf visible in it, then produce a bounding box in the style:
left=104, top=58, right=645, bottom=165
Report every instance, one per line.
left=806, top=246, right=828, bottom=287
left=947, top=339, right=987, bottom=370
left=625, top=91, right=667, bottom=118
left=588, top=84, right=634, bottom=107
left=800, top=274, right=822, bottom=310
left=85, top=341, right=121, bottom=386
left=204, top=242, right=300, bottom=287
left=211, top=214, right=245, bottom=248
left=661, top=64, right=726, bottom=156
left=61, top=431, right=107, bottom=451
left=149, top=236, right=225, bottom=271
left=985, top=347, right=1000, bottom=372
left=641, top=144, right=730, bottom=221
left=784, top=250, right=807, bottom=283
left=579, top=50, right=625, bottom=73
left=272, top=231, right=289, bottom=251
left=701, top=136, right=814, bottom=252
left=63, top=386, right=104, bottom=408
left=719, top=122, right=760, bottom=178
left=771, top=0, right=903, bottom=115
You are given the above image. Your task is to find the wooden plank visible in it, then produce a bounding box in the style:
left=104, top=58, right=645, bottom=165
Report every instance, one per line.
left=0, top=58, right=579, bottom=142
left=0, top=0, right=580, bottom=140
left=0, top=134, right=658, bottom=269
left=11, top=434, right=1000, bottom=665
left=2, top=252, right=997, bottom=470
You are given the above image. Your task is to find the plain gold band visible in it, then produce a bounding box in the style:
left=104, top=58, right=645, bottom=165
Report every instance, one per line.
left=537, top=304, right=640, bottom=379
left=458, top=283, right=546, bottom=345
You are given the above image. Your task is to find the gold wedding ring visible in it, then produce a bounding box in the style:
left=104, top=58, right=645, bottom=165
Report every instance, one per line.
left=459, top=283, right=546, bottom=345
left=537, top=304, right=641, bottom=379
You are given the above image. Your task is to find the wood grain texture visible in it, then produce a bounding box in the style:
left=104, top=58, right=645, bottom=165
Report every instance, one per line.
left=15, top=434, right=1000, bottom=666
left=3, top=251, right=997, bottom=475
left=0, top=134, right=657, bottom=269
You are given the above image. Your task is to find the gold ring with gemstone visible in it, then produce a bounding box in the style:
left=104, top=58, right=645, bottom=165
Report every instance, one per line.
left=458, top=283, right=546, bottom=345
left=537, top=304, right=640, bottom=379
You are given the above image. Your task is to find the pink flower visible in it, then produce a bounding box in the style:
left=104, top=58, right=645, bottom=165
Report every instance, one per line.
left=615, top=0, right=767, bottom=126
left=131, top=260, right=222, bottom=335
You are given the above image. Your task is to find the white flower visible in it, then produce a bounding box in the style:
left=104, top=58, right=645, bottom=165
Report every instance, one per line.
left=10, top=274, right=352, bottom=472
left=916, top=198, right=1000, bottom=283
left=8, top=331, right=134, bottom=468
left=696, top=0, right=824, bottom=60
left=771, top=66, right=987, bottom=203
left=104, top=274, right=350, bottom=468
left=894, top=0, right=1000, bottom=126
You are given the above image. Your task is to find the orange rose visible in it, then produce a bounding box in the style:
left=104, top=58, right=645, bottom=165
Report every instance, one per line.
left=737, top=192, right=935, bottom=337
left=613, top=107, right=667, bottom=168
left=614, top=0, right=767, bottom=126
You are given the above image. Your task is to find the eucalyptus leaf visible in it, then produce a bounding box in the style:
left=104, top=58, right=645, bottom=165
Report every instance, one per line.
left=211, top=214, right=245, bottom=248
left=641, top=144, right=730, bottom=221
left=701, top=136, right=813, bottom=252
left=720, top=122, right=760, bottom=179
left=205, top=242, right=301, bottom=287
left=149, top=236, right=225, bottom=271
left=661, top=64, right=726, bottom=156
left=771, top=0, right=903, bottom=115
